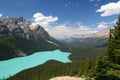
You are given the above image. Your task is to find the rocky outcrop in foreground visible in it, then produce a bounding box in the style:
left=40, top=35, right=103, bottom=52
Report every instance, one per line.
left=50, top=76, right=86, bottom=80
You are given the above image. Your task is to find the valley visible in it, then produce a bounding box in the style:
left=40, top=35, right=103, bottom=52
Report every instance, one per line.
left=0, top=15, right=120, bottom=80
left=0, top=50, right=71, bottom=79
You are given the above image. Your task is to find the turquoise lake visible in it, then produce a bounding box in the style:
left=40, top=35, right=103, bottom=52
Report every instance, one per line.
left=0, top=50, right=71, bottom=79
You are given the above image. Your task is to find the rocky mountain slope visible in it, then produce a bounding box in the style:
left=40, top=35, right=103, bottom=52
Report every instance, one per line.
left=2, top=17, right=50, bottom=39
left=0, top=17, right=68, bottom=60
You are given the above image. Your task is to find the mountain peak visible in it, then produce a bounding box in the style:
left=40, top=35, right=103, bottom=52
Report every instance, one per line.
left=0, top=17, right=51, bottom=40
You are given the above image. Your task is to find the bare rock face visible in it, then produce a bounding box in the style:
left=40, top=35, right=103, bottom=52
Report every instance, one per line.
left=2, top=17, right=26, bottom=37
left=1, top=17, right=62, bottom=48
left=21, top=21, right=34, bottom=39
left=31, top=24, right=50, bottom=39
left=12, top=27, right=25, bottom=38
left=0, top=21, right=9, bottom=36
left=2, top=17, right=33, bottom=39
left=2, top=17, right=50, bottom=40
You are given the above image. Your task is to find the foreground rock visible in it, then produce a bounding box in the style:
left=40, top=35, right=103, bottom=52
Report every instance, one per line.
left=50, top=76, right=85, bottom=80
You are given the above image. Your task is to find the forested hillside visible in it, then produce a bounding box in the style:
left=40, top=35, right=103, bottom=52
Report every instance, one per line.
left=6, top=57, right=101, bottom=80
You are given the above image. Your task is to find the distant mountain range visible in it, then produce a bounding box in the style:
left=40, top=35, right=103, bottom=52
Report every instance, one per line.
left=71, top=28, right=110, bottom=38
left=62, top=28, right=110, bottom=47
left=0, top=17, right=68, bottom=60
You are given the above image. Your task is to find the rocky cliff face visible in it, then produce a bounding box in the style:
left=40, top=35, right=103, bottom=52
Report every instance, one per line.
left=31, top=24, right=50, bottom=39
left=0, top=21, right=9, bottom=36
left=1, top=17, right=51, bottom=40
left=2, top=17, right=29, bottom=38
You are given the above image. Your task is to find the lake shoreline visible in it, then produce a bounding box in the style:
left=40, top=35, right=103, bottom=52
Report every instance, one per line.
left=0, top=49, right=71, bottom=79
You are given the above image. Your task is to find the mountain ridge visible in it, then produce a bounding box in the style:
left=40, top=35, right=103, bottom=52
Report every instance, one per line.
left=70, top=28, right=110, bottom=39
left=0, top=17, right=68, bottom=60
left=62, top=28, right=109, bottom=47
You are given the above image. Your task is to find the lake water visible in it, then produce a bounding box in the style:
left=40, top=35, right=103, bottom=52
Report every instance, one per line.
left=0, top=50, right=71, bottom=79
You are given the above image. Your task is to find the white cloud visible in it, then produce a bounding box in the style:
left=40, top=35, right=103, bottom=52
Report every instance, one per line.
left=79, top=25, right=90, bottom=30
left=96, top=1, right=120, bottom=17
left=32, top=12, right=58, bottom=27
left=97, top=18, right=117, bottom=29
left=47, top=24, right=98, bottom=39
left=48, top=25, right=74, bottom=38
left=112, top=18, right=117, bottom=24
left=97, top=22, right=108, bottom=29
left=0, top=13, right=2, bottom=17
left=31, top=12, right=101, bottom=39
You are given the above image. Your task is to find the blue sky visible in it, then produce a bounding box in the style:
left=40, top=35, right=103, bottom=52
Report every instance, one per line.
left=0, top=0, right=120, bottom=38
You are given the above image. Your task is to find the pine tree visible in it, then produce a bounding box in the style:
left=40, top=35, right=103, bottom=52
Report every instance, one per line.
left=93, top=15, right=120, bottom=80
left=107, top=15, right=120, bottom=64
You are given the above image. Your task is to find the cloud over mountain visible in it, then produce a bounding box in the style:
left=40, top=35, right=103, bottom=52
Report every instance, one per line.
left=98, top=22, right=109, bottom=29
left=31, top=12, right=114, bottom=39
left=47, top=24, right=98, bottom=39
left=32, top=12, right=58, bottom=27
left=97, top=1, right=120, bottom=17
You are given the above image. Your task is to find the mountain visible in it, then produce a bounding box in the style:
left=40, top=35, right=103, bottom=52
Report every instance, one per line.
left=59, top=29, right=109, bottom=62
left=72, top=28, right=110, bottom=38
left=62, top=28, right=110, bottom=47
left=0, top=21, right=10, bottom=36
left=0, top=17, right=68, bottom=60
left=0, top=17, right=108, bottom=61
